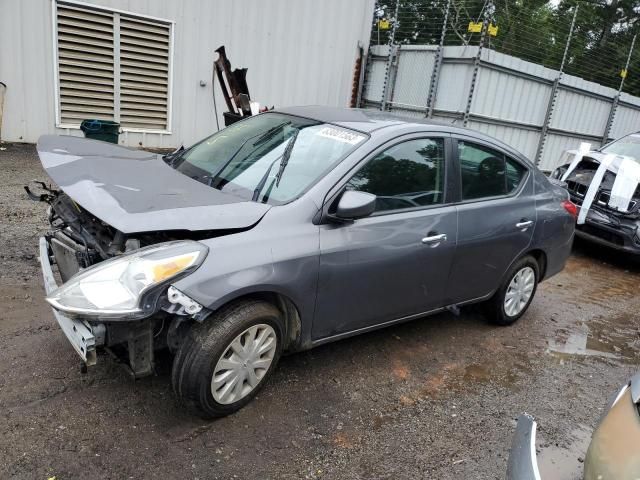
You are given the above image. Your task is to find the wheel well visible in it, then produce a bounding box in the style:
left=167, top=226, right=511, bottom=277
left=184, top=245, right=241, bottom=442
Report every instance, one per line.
left=216, top=292, right=302, bottom=351
left=527, top=249, right=547, bottom=280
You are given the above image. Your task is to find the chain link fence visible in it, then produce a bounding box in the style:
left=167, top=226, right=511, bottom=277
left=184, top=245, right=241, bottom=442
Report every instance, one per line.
left=361, top=1, right=640, bottom=169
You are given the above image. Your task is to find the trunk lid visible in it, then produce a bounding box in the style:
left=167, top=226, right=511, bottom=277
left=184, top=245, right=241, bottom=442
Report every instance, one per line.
left=36, top=135, right=271, bottom=233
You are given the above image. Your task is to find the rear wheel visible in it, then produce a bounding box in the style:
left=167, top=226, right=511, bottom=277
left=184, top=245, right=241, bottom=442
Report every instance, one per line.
left=172, top=300, right=284, bottom=418
left=483, top=255, right=539, bottom=326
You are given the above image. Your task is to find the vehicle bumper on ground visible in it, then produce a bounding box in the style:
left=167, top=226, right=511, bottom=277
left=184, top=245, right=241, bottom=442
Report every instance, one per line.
left=508, top=374, right=640, bottom=479
left=39, top=236, right=103, bottom=365
left=506, top=414, right=541, bottom=480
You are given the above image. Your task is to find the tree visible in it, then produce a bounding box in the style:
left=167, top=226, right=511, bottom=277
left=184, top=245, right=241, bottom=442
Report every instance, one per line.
left=371, top=0, right=640, bottom=95
left=546, top=1, right=639, bottom=91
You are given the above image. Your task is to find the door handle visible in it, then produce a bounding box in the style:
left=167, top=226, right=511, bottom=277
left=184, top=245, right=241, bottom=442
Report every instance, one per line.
left=421, top=233, right=447, bottom=245
left=516, top=220, right=534, bottom=230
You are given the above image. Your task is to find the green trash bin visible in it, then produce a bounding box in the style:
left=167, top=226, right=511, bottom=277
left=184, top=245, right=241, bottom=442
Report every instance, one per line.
left=80, top=119, right=120, bottom=144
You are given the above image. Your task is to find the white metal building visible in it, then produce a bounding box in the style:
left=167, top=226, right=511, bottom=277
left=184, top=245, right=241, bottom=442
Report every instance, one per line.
left=0, top=0, right=375, bottom=147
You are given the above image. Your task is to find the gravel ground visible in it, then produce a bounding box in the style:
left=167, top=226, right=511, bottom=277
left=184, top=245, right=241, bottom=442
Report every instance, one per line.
left=0, top=142, right=638, bottom=479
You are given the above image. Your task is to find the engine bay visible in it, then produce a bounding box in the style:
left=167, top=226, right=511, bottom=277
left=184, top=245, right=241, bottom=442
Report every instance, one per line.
left=25, top=182, right=233, bottom=277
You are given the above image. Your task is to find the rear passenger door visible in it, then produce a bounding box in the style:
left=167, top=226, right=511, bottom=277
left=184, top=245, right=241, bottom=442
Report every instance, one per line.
left=446, top=137, right=535, bottom=304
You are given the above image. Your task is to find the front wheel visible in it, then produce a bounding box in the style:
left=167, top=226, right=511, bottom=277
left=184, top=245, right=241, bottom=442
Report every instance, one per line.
left=483, top=256, right=539, bottom=326
left=171, top=300, right=284, bottom=418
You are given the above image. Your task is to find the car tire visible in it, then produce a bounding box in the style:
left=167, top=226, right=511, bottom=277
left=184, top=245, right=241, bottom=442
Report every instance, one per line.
left=483, top=255, right=539, bottom=326
left=171, top=300, right=284, bottom=418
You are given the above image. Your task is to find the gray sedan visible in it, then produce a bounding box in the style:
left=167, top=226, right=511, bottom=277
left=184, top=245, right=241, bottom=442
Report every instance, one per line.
left=34, top=106, right=575, bottom=418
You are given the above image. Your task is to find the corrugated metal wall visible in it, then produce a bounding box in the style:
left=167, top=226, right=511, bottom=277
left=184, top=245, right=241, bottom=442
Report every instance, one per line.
left=363, top=45, right=640, bottom=171
left=0, top=0, right=375, bottom=147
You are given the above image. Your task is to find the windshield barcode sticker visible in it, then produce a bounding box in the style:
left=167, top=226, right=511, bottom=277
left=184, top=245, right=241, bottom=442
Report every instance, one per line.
left=316, top=127, right=364, bottom=145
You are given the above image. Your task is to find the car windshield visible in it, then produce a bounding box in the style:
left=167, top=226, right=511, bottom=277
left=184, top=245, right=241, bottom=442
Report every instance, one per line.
left=171, top=113, right=367, bottom=205
left=600, top=133, right=640, bottom=163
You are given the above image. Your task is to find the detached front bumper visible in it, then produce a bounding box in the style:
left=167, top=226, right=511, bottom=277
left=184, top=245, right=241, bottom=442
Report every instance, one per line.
left=506, top=414, right=541, bottom=480
left=39, top=237, right=103, bottom=365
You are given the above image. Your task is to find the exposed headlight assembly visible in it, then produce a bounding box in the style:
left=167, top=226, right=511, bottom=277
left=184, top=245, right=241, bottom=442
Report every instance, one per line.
left=46, top=241, right=208, bottom=319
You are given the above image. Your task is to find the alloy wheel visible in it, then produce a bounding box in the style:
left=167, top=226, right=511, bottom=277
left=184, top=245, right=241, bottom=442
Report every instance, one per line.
left=504, top=266, right=535, bottom=317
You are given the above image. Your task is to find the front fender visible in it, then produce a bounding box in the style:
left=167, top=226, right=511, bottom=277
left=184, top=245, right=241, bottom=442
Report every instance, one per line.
left=171, top=202, right=321, bottom=346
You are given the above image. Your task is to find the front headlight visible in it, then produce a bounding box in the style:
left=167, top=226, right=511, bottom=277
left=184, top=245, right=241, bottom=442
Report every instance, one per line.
left=46, top=241, right=208, bottom=319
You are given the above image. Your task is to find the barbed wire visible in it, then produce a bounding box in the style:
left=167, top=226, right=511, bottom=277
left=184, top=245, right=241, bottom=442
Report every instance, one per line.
left=371, top=0, right=639, bottom=94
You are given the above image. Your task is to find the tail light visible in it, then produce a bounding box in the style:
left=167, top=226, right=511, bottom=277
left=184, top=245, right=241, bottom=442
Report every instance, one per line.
left=562, top=199, right=578, bottom=218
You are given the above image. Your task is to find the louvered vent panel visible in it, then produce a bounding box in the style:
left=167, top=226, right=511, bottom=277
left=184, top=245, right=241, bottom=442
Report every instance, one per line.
left=57, top=5, right=115, bottom=124
left=119, top=16, right=170, bottom=129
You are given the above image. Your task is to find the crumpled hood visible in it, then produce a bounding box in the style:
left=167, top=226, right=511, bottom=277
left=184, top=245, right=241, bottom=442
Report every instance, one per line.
left=36, top=135, right=271, bottom=233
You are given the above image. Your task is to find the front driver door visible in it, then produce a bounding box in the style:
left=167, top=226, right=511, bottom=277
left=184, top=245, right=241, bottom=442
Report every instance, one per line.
left=312, top=136, right=458, bottom=340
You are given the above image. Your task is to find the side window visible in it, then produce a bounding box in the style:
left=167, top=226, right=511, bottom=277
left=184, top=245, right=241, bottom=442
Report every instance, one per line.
left=346, top=138, right=445, bottom=212
left=505, top=156, right=526, bottom=193
left=458, top=141, right=526, bottom=200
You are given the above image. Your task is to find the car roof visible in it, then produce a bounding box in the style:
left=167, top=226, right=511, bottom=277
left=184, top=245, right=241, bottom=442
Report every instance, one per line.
left=275, top=105, right=445, bottom=133
left=274, top=106, right=533, bottom=165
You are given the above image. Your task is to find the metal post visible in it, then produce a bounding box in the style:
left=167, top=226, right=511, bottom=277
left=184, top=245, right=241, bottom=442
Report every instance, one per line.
left=426, top=0, right=451, bottom=118
left=355, top=43, right=368, bottom=108
left=360, top=1, right=379, bottom=108
left=462, top=1, right=491, bottom=126
left=380, top=0, right=400, bottom=111
left=534, top=5, right=578, bottom=166
left=113, top=13, right=121, bottom=123
left=0, top=82, right=6, bottom=142
left=602, top=34, right=636, bottom=145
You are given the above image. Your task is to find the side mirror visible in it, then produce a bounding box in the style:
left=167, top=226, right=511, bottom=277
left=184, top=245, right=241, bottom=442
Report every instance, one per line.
left=334, top=190, right=376, bottom=220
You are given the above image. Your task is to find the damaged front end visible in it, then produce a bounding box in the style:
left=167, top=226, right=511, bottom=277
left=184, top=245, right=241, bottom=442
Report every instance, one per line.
left=27, top=183, right=128, bottom=280
left=30, top=133, right=273, bottom=377
left=30, top=183, right=210, bottom=377
left=551, top=155, right=640, bottom=253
